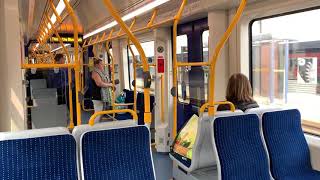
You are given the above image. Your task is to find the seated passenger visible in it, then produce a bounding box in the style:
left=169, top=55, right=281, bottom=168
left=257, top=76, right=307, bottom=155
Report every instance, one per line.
left=217, top=73, right=259, bottom=112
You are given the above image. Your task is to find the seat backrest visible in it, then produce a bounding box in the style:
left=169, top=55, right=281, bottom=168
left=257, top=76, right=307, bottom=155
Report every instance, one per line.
left=262, top=109, right=313, bottom=179
left=170, top=110, right=244, bottom=172
left=0, top=127, right=77, bottom=180
left=212, top=114, right=270, bottom=180
left=73, top=121, right=155, bottom=180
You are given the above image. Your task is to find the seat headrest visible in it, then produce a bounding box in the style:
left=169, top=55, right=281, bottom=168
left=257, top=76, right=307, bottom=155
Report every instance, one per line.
left=72, top=120, right=136, bottom=143
left=0, top=127, right=70, bottom=141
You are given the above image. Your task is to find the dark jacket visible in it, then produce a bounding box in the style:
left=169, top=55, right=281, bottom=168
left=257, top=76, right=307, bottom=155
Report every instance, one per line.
left=217, top=100, right=259, bottom=112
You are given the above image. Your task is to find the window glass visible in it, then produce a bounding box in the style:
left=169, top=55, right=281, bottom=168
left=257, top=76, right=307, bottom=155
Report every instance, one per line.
left=251, top=9, right=320, bottom=124
left=202, top=30, right=209, bottom=62
left=177, top=35, right=190, bottom=103
left=202, top=30, right=209, bottom=101
left=127, top=41, right=155, bottom=93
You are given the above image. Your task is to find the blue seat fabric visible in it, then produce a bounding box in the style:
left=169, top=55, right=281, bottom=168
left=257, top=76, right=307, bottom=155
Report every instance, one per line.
left=0, top=135, right=77, bottom=180
left=214, top=114, right=270, bottom=180
left=262, top=109, right=320, bottom=180
left=82, top=126, right=155, bottom=180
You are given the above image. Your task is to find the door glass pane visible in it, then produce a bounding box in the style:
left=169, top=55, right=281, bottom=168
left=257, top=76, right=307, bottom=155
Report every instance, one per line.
left=177, top=35, right=190, bottom=103
left=127, top=41, right=155, bottom=93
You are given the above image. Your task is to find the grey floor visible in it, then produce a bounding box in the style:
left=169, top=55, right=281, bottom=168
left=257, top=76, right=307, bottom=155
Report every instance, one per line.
left=152, top=150, right=173, bottom=180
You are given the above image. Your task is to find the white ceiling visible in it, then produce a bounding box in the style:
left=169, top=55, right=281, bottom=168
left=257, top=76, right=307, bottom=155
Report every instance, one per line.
left=19, top=0, right=265, bottom=45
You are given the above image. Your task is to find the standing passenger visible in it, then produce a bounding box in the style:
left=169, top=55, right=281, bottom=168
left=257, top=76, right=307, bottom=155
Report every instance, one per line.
left=49, top=54, right=77, bottom=125
left=217, top=73, right=259, bottom=112
left=91, top=58, right=113, bottom=123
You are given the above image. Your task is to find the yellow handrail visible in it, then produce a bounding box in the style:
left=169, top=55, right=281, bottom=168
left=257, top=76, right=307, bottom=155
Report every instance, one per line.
left=49, top=0, right=62, bottom=23
left=21, top=63, right=75, bottom=69
left=105, top=41, right=116, bottom=113
left=207, top=0, right=247, bottom=116
left=127, top=39, right=137, bottom=112
left=89, top=109, right=138, bottom=126
left=160, top=75, right=165, bottom=123
left=199, top=101, right=236, bottom=114
left=83, top=18, right=174, bottom=47
left=45, top=13, right=74, bottom=128
left=103, top=0, right=152, bottom=124
left=172, top=0, right=187, bottom=137
left=63, top=0, right=82, bottom=125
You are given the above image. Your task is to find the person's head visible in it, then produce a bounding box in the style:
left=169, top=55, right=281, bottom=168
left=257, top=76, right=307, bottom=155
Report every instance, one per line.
left=54, top=54, right=65, bottom=64
left=93, top=58, right=104, bottom=71
left=226, top=73, right=253, bottom=102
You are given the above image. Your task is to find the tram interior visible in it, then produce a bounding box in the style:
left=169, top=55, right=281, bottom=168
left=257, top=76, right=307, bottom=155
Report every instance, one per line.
left=0, top=0, right=319, bottom=179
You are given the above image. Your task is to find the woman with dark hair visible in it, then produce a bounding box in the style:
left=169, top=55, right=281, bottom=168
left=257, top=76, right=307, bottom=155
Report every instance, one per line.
left=217, top=73, right=259, bottom=112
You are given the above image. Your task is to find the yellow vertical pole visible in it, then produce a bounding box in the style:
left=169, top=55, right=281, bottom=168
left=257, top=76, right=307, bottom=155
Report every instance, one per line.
left=63, top=0, right=82, bottom=125
left=172, top=0, right=187, bottom=137
left=127, top=39, right=137, bottom=112
left=207, top=0, right=247, bottom=116
left=49, top=0, right=62, bottom=23
left=105, top=41, right=115, bottom=114
left=46, top=14, right=74, bottom=128
left=160, top=74, right=164, bottom=123
left=103, top=0, right=151, bottom=124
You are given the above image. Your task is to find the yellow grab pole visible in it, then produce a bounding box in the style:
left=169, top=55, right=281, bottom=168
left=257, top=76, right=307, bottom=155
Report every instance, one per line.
left=100, top=32, right=106, bottom=41
left=49, top=0, right=62, bottom=23
left=89, top=109, right=138, bottom=126
left=176, top=62, right=210, bottom=67
left=105, top=41, right=115, bottom=111
left=147, top=9, right=158, bottom=27
left=107, top=29, right=114, bottom=39
left=85, top=18, right=175, bottom=47
left=172, top=0, right=187, bottom=137
left=127, top=39, right=137, bottom=112
left=21, top=63, right=76, bottom=69
left=46, top=14, right=74, bottom=128
left=103, top=0, right=151, bottom=124
left=63, top=0, right=82, bottom=125
left=207, top=0, right=246, bottom=116
left=129, top=18, right=136, bottom=30
left=83, top=40, right=87, bottom=47
left=160, top=74, right=165, bottom=123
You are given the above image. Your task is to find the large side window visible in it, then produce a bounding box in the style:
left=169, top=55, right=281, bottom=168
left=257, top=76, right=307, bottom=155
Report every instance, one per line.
left=250, top=8, right=320, bottom=134
left=127, top=41, right=155, bottom=93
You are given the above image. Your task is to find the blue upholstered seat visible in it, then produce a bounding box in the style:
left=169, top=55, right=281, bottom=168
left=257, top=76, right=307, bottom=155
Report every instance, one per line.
left=0, top=132, right=77, bottom=180
left=213, top=114, right=270, bottom=180
left=81, top=125, right=155, bottom=180
left=262, top=109, right=320, bottom=180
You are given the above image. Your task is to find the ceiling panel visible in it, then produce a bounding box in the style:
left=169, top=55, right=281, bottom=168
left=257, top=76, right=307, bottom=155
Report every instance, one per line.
left=75, top=0, right=151, bottom=33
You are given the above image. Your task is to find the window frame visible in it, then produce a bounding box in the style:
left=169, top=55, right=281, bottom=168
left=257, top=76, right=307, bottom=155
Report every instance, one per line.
left=249, top=6, right=320, bottom=136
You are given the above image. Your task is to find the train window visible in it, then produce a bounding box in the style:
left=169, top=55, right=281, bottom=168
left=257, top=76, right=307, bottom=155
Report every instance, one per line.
left=177, top=34, right=190, bottom=103
left=177, top=35, right=188, bottom=62
left=202, top=30, right=209, bottom=62
left=250, top=8, right=320, bottom=134
left=202, top=30, right=209, bottom=101
left=127, top=41, right=155, bottom=93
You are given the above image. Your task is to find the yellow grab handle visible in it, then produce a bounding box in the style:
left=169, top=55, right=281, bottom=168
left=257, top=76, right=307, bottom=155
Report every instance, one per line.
left=199, top=101, right=236, bottom=114
left=89, top=109, right=138, bottom=126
